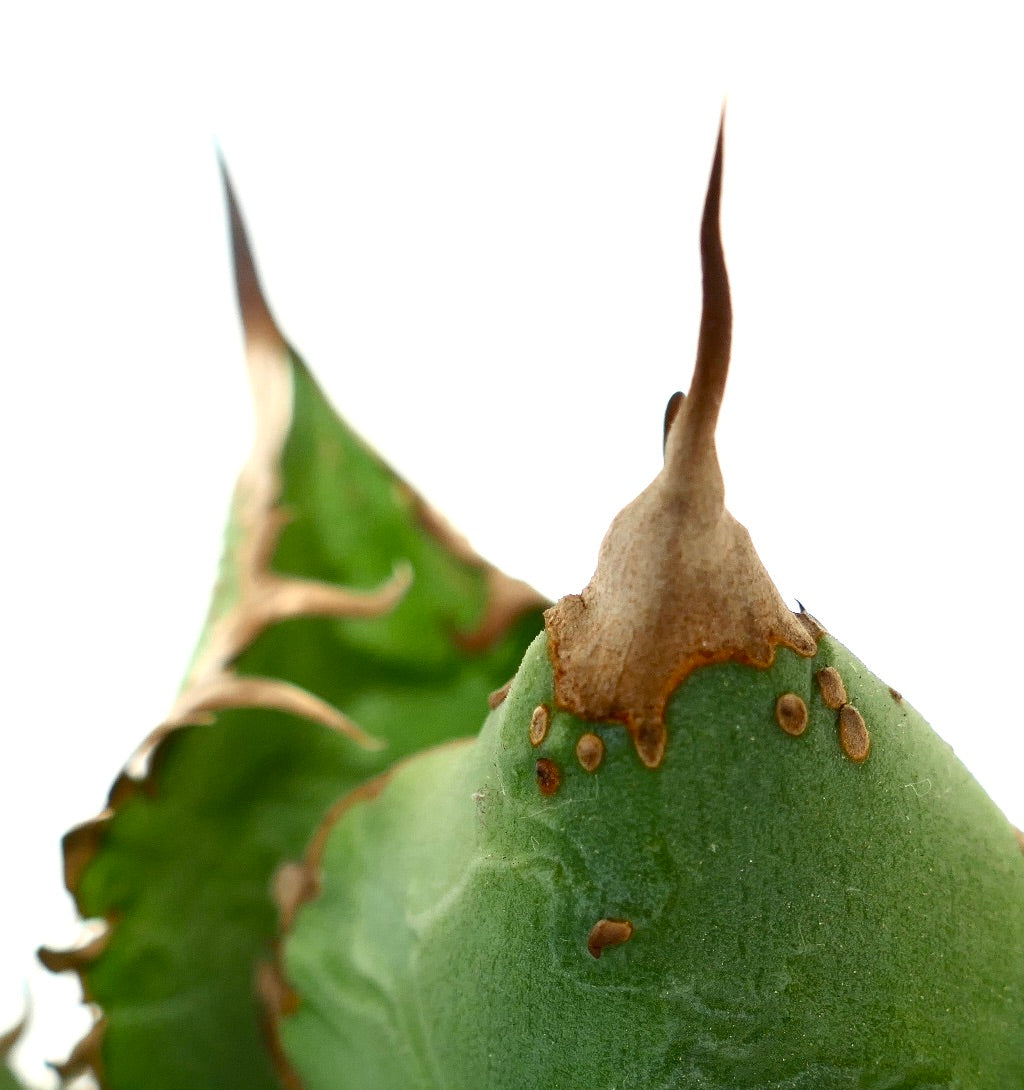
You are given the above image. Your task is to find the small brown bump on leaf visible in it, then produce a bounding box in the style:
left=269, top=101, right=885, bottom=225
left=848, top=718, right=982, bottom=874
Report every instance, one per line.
left=889, top=686, right=903, bottom=703
left=529, top=704, right=551, bottom=747
left=839, top=704, right=871, bottom=762
left=587, top=918, right=634, bottom=958
left=535, top=757, right=562, bottom=796
left=775, top=693, right=809, bottom=737
left=1014, top=827, right=1024, bottom=856
left=576, top=732, right=605, bottom=772
left=488, top=678, right=513, bottom=709
left=816, top=667, right=848, bottom=710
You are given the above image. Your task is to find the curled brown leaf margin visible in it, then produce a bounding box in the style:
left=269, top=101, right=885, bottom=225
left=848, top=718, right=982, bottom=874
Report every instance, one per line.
left=258, top=738, right=475, bottom=1090
left=39, top=165, right=546, bottom=1086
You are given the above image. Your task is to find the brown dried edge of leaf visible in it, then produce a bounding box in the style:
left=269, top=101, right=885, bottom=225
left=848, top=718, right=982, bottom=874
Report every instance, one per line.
left=40, top=729, right=204, bottom=1086
left=0, top=1007, right=28, bottom=1064
left=410, top=490, right=549, bottom=651
left=259, top=737, right=474, bottom=1090
left=27, top=171, right=367, bottom=1082
left=46, top=1016, right=107, bottom=1085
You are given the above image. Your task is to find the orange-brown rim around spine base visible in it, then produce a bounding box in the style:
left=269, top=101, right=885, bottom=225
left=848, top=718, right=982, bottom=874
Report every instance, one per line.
left=545, top=117, right=817, bottom=769
left=38, top=161, right=545, bottom=1089
left=260, top=737, right=475, bottom=1090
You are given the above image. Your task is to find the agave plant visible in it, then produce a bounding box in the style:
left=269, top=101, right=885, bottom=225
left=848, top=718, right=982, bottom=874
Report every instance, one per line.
left=18, top=124, right=1023, bottom=1089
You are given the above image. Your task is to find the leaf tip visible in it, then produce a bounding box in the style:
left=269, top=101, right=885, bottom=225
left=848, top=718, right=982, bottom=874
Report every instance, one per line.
left=220, top=157, right=284, bottom=350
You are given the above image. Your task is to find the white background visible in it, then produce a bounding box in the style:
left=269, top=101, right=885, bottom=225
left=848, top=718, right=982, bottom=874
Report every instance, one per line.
left=2, top=3, right=1022, bottom=1085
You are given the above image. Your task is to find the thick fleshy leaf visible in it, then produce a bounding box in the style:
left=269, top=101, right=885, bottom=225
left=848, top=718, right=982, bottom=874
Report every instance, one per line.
left=42, top=171, right=546, bottom=1090
left=273, top=128, right=1024, bottom=1088
left=277, top=633, right=1024, bottom=1090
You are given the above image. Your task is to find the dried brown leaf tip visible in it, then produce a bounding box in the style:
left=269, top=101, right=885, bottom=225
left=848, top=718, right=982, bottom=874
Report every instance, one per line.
left=587, top=918, right=634, bottom=958
left=545, top=117, right=816, bottom=768
left=135, top=164, right=417, bottom=764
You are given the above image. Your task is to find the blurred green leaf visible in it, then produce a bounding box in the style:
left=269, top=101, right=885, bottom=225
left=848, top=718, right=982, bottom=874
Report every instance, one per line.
left=0, top=1015, right=29, bottom=1090
left=42, top=173, right=546, bottom=1090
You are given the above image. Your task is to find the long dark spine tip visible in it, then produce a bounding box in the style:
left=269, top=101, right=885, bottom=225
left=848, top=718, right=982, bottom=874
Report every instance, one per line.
left=219, top=156, right=281, bottom=346
left=686, top=115, right=732, bottom=448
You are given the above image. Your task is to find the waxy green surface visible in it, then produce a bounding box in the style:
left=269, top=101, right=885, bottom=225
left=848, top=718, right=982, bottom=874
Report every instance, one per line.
left=282, top=631, right=1024, bottom=1089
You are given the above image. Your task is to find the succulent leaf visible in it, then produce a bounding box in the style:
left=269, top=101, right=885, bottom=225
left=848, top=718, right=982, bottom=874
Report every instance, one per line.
left=275, top=123, right=1024, bottom=1088
left=280, top=634, right=1024, bottom=1088
left=42, top=170, right=546, bottom=1090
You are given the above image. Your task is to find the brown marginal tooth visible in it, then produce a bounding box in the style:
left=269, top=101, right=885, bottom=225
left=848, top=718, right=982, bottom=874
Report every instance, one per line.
left=48, top=1016, right=107, bottom=1084
left=488, top=678, right=513, bottom=710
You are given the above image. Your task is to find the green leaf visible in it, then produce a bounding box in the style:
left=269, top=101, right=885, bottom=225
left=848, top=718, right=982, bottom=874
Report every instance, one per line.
left=42, top=169, right=546, bottom=1090
left=274, top=135, right=1024, bottom=1087
left=0, top=1067, right=23, bottom=1090
left=278, top=632, right=1024, bottom=1089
